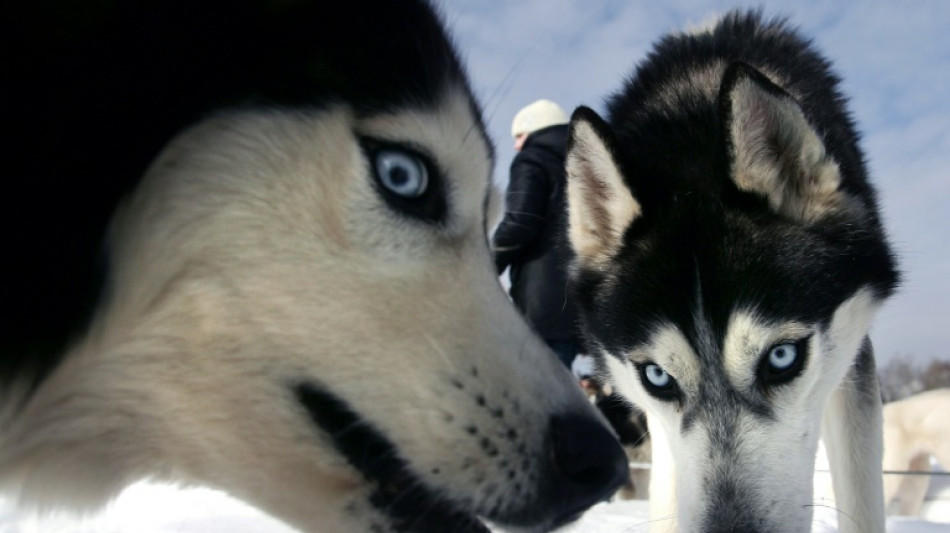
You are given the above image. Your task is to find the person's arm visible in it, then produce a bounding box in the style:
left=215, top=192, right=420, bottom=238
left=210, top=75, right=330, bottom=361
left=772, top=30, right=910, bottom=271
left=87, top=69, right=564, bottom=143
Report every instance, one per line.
left=492, top=157, right=551, bottom=274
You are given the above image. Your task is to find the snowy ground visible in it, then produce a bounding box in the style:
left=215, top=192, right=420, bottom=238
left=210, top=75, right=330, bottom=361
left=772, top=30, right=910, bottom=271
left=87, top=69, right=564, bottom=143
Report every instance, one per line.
left=1, top=474, right=947, bottom=533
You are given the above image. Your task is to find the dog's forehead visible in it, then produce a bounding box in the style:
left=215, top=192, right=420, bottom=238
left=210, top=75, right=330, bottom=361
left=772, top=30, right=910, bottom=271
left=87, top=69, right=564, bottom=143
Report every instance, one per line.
left=582, top=209, right=861, bottom=352
left=588, top=227, right=819, bottom=385
left=621, top=313, right=755, bottom=387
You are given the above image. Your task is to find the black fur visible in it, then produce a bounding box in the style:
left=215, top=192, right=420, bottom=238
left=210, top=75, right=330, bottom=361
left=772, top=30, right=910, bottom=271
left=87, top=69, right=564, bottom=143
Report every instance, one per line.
left=295, top=383, right=489, bottom=533
left=3, top=0, right=488, bottom=393
left=595, top=393, right=647, bottom=448
left=574, top=10, right=899, bottom=373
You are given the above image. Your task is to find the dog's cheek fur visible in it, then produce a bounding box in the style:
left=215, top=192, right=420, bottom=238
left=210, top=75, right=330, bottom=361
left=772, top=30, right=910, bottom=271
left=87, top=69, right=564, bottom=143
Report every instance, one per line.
left=0, top=109, right=358, bottom=511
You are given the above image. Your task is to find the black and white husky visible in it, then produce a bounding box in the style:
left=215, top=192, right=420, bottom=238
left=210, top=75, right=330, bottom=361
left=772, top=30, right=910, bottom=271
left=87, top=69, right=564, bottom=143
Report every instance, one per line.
left=564, top=11, right=899, bottom=533
left=1, top=2, right=628, bottom=532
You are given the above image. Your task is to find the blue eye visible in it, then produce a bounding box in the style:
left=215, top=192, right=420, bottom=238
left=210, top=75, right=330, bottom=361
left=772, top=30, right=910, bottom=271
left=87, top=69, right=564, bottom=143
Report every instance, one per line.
left=759, top=338, right=808, bottom=388
left=644, top=364, right=671, bottom=388
left=362, top=137, right=446, bottom=223
left=638, top=362, right=678, bottom=401
left=375, top=149, right=428, bottom=198
left=768, top=343, right=797, bottom=370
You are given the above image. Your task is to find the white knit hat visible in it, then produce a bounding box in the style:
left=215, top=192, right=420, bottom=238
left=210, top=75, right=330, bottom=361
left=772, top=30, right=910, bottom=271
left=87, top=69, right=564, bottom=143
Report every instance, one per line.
left=511, top=99, right=568, bottom=138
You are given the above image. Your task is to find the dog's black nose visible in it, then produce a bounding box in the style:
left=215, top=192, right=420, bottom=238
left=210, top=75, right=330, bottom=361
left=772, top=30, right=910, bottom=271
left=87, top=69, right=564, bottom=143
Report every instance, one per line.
left=548, top=413, right=630, bottom=523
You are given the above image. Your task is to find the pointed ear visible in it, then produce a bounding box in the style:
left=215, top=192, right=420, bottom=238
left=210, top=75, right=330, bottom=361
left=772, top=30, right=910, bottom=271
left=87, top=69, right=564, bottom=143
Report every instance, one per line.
left=565, top=106, right=641, bottom=267
left=721, top=62, right=848, bottom=222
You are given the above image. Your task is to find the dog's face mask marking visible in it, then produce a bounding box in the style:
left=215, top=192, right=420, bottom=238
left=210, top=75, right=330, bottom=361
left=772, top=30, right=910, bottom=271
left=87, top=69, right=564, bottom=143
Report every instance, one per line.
left=1, top=2, right=628, bottom=532
left=565, top=14, right=898, bottom=533
left=599, top=291, right=880, bottom=531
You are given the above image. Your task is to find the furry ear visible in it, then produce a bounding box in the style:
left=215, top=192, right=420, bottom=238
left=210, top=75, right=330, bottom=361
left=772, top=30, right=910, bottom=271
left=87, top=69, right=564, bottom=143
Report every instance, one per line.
left=721, top=62, right=847, bottom=222
left=565, top=106, right=641, bottom=267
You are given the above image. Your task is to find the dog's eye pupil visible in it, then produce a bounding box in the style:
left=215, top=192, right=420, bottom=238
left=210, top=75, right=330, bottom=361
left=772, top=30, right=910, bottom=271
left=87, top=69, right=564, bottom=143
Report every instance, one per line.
left=388, top=167, right=408, bottom=186
left=375, top=149, right=428, bottom=198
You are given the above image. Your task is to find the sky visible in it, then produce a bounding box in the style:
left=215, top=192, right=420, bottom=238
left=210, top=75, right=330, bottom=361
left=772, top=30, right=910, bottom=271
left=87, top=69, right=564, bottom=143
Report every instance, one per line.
left=439, top=0, right=950, bottom=368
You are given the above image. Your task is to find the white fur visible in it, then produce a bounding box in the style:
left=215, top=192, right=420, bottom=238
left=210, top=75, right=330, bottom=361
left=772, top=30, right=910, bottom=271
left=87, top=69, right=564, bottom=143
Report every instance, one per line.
left=0, top=90, right=605, bottom=532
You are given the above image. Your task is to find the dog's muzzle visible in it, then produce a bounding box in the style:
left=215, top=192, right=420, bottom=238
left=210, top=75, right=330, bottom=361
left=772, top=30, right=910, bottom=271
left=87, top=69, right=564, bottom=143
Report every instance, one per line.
left=295, top=382, right=628, bottom=532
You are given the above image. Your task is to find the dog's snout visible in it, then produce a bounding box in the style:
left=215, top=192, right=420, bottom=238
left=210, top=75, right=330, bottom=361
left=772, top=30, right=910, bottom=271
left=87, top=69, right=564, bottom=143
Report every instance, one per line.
left=547, top=413, right=629, bottom=523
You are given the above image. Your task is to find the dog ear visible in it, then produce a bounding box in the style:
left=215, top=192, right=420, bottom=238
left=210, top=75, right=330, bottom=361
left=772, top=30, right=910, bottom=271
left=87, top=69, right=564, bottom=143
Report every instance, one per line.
left=565, top=106, right=641, bottom=267
left=721, top=62, right=848, bottom=222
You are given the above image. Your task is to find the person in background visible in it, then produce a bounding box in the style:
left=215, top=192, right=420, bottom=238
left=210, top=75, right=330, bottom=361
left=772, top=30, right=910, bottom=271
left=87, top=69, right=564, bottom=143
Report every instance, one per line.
left=492, top=99, right=579, bottom=368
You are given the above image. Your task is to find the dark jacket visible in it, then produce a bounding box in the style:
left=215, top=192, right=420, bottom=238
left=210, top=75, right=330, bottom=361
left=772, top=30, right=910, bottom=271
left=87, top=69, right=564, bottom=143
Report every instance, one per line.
left=492, top=124, right=577, bottom=341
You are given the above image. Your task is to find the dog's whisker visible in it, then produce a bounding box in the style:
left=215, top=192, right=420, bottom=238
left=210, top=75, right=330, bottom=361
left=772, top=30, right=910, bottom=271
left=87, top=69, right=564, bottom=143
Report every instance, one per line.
left=426, top=335, right=459, bottom=375
left=630, top=431, right=649, bottom=448
left=804, top=502, right=861, bottom=529
left=621, top=512, right=675, bottom=532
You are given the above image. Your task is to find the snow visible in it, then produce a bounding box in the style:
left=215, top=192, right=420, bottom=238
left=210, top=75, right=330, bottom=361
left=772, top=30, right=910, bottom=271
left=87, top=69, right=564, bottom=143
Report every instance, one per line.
left=2, top=441, right=947, bottom=531
left=0, top=478, right=946, bottom=533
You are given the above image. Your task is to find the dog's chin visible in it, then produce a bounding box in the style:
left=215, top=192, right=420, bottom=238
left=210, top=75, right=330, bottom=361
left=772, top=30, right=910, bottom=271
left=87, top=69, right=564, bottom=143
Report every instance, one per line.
left=294, top=383, right=490, bottom=533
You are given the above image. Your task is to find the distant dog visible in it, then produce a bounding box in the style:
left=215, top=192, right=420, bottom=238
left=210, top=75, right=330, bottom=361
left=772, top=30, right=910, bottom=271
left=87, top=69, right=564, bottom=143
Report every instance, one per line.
left=0, top=2, right=627, bottom=533
left=883, top=388, right=950, bottom=516
left=564, top=10, right=898, bottom=533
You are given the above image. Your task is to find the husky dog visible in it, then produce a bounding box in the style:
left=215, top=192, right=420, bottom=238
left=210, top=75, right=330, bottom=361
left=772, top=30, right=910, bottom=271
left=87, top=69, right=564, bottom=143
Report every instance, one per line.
left=1, top=2, right=628, bottom=532
left=882, top=388, right=950, bottom=516
left=564, top=11, right=899, bottom=533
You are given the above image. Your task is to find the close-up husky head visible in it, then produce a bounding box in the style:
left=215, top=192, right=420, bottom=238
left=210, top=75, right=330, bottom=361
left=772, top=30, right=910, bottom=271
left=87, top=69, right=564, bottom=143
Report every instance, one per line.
left=1, top=2, right=628, bottom=532
left=565, top=11, right=899, bottom=533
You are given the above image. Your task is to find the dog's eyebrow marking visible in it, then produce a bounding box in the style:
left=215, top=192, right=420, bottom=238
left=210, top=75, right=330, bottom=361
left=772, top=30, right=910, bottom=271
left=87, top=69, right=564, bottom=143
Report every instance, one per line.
left=723, top=309, right=816, bottom=391
left=722, top=309, right=765, bottom=389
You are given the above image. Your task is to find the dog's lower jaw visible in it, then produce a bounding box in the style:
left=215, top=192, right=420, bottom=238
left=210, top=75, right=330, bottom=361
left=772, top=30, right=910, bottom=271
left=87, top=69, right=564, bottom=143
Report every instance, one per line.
left=293, top=382, right=627, bottom=533
left=294, top=383, right=489, bottom=533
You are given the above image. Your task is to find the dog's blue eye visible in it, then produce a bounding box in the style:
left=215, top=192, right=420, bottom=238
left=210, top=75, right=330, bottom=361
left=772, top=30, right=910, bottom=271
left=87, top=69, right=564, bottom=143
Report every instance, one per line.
left=375, top=149, right=428, bottom=198
left=644, top=364, right=671, bottom=387
left=638, top=362, right=678, bottom=401
left=362, top=137, right=446, bottom=223
left=768, top=343, right=797, bottom=370
left=758, top=338, right=809, bottom=389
